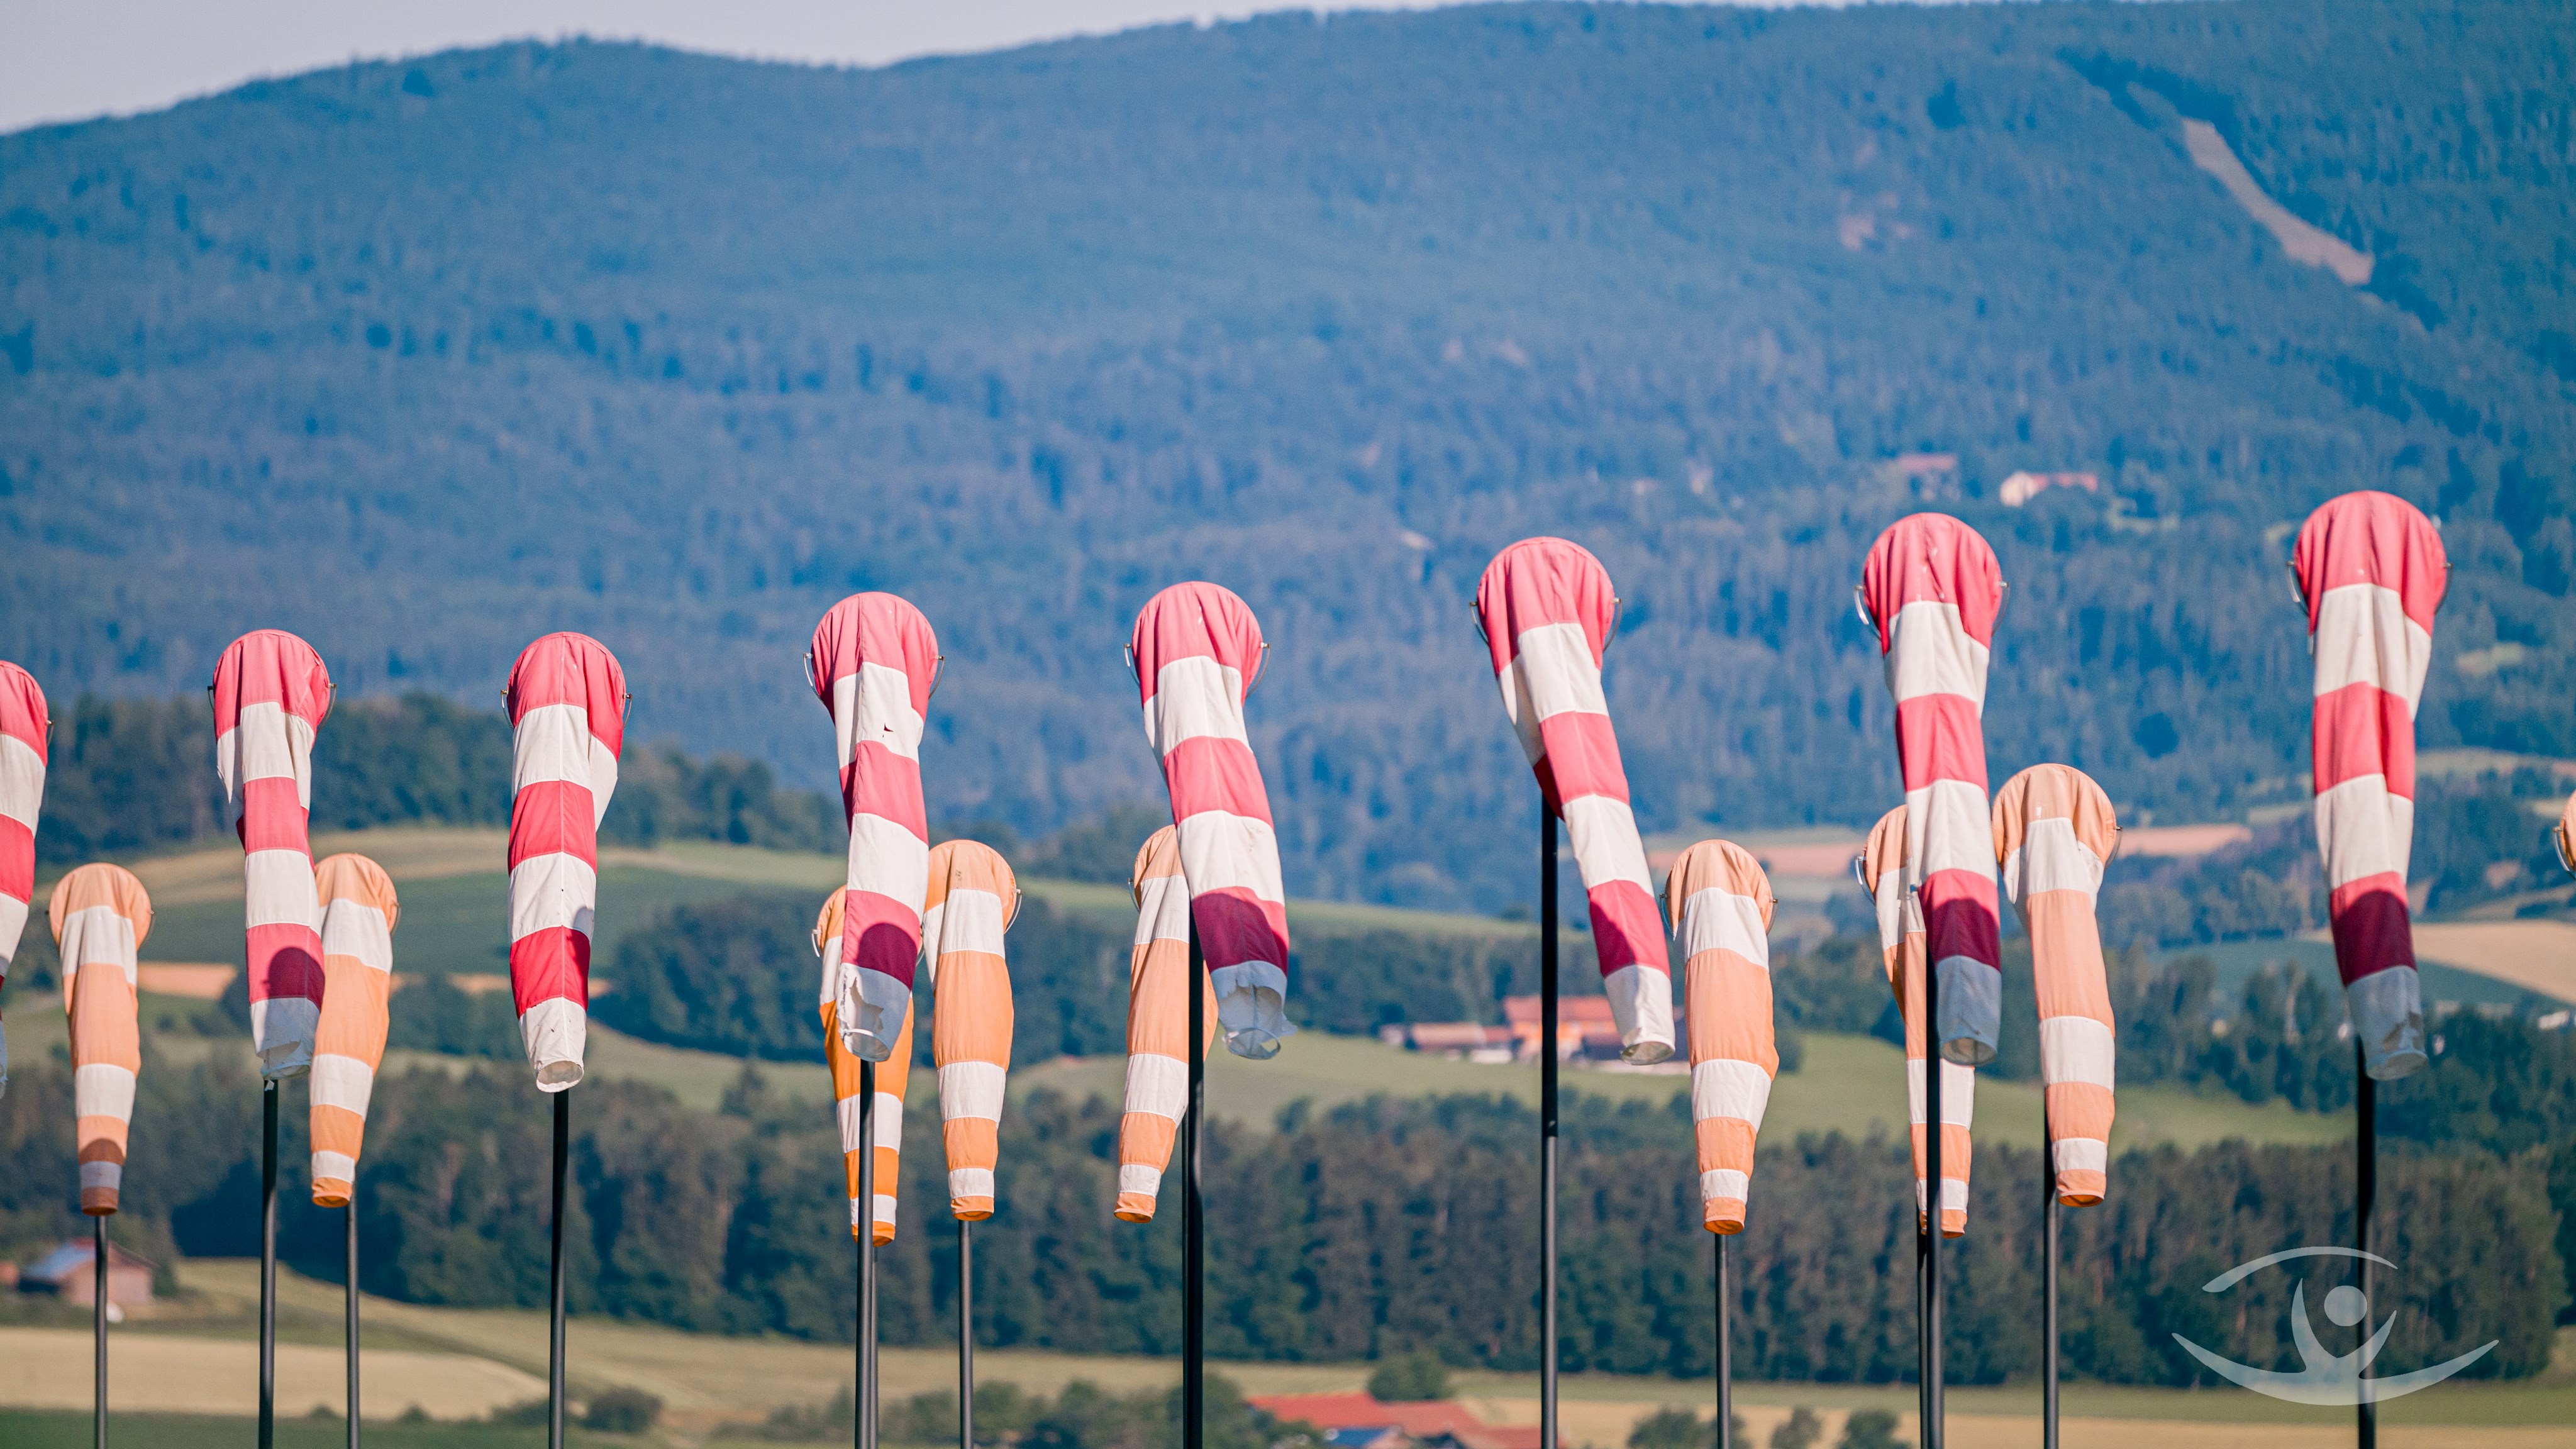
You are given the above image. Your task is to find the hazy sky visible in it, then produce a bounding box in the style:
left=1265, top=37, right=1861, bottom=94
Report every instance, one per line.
left=0, top=1, right=1479, bottom=134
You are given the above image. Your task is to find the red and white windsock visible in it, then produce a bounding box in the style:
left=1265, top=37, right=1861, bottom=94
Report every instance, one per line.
left=213, top=630, right=333, bottom=1079
left=2294, top=491, right=2446, bottom=1080
left=809, top=593, right=940, bottom=1065
left=0, top=662, right=48, bottom=1097
left=1857, top=514, right=2003, bottom=1067
left=1475, top=538, right=1672, bottom=1063
left=1663, top=840, right=1777, bottom=1233
left=1992, top=765, right=2118, bottom=1206
left=1130, top=582, right=1294, bottom=1058
left=504, top=632, right=626, bottom=1091
left=814, top=891, right=911, bottom=1243
left=1863, top=806, right=1973, bottom=1237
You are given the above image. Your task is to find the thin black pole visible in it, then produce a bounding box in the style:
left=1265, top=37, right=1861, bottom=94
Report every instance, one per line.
left=260, top=1079, right=278, bottom=1449
left=348, top=1201, right=362, bottom=1449
left=2357, top=1051, right=2376, bottom=1449
left=1184, top=925, right=1206, bottom=1449
left=1713, top=1234, right=1730, bottom=1449
left=548, top=1091, right=569, bottom=1449
left=2042, top=1106, right=2058, bottom=1449
left=93, top=1214, right=107, bottom=1449
left=1921, top=952, right=1943, bottom=1449
left=858, top=1059, right=877, bottom=1449
left=959, top=1219, right=974, bottom=1449
left=1538, top=799, right=1558, bottom=1449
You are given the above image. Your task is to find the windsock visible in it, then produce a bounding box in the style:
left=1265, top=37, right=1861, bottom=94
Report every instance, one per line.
left=1992, top=766, right=2118, bottom=1206
left=1114, top=825, right=1217, bottom=1223
left=1663, top=840, right=1777, bottom=1233
left=504, top=633, right=625, bottom=1091
left=1858, top=514, right=2004, bottom=1067
left=809, top=594, right=939, bottom=1065
left=1130, top=583, right=1294, bottom=1058
left=1475, top=539, right=1673, bottom=1063
left=50, top=864, right=149, bottom=1215
left=0, top=662, right=48, bottom=1097
left=816, top=891, right=909, bottom=1243
left=1863, top=807, right=1972, bottom=1236
left=925, top=840, right=1019, bottom=1219
left=2294, top=492, right=2446, bottom=1080
left=213, top=630, right=333, bottom=1079
left=309, top=853, right=399, bottom=1208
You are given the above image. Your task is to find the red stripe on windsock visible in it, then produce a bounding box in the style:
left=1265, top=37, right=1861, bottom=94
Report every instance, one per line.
left=509, top=928, right=592, bottom=1014
left=213, top=633, right=331, bottom=1057
left=0, top=816, right=31, bottom=909
left=839, top=748, right=930, bottom=840
left=507, top=781, right=603, bottom=870
left=235, top=777, right=316, bottom=853
left=1160, top=736, right=1277, bottom=826
left=1534, top=710, right=1631, bottom=807
left=2312, top=683, right=2417, bottom=797
left=2327, top=875, right=2415, bottom=981
left=505, top=634, right=625, bottom=1033
left=1891, top=696, right=1992, bottom=792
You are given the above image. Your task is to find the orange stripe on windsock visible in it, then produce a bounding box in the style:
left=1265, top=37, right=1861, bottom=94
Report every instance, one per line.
left=1116, top=826, right=1216, bottom=1223
left=310, top=854, right=399, bottom=1208
left=1863, top=808, right=1972, bottom=1238
left=50, top=864, right=149, bottom=1216
left=1994, top=766, right=2118, bottom=1207
left=817, top=891, right=910, bottom=1244
left=926, top=840, right=1019, bottom=1220
left=1663, top=840, right=1777, bottom=1235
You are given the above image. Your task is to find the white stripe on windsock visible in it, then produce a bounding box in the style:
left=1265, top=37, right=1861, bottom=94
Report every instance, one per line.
left=517, top=997, right=586, bottom=1088
left=1678, top=887, right=1771, bottom=965
left=244, top=850, right=324, bottom=931
left=0, top=732, right=40, bottom=829
left=2314, top=775, right=2414, bottom=887
left=1135, top=877, right=1191, bottom=946
left=835, top=1093, right=867, bottom=1154
left=507, top=853, right=599, bottom=941
left=2051, top=1138, right=2109, bottom=1175
left=80, top=1162, right=123, bottom=1192
left=510, top=704, right=602, bottom=790
left=310, top=1053, right=378, bottom=1114
left=1119, top=1164, right=1163, bottom=1197
left=1172, top=815, right=1287, bottom=902
left=1882, top=601, right=1991, bottom=703
left=1690, top=1058, right=1775, bottom=1131
left=1143, top=657, right=1250, bottom=757
left=1603, top=963, right=1674, bottom=1055
left=837, top=968, right=913, bottom=1062
left=1907, top=781, right=1998, bottom=880
left=948, top=1168, right=996, bottom=1199
left=1562, top=795, right=1656, bottom=893
left=2312, top=584, right=2434, bottom=709
left=938, top=1061, right=1008, bottom=1121
left=60, top=904, right=138, bottom=984
left=216, top=701, right=318, bottom=801
left=312, top=1151, right=357, bottom=1184
left=0, top=896, right=25, bottom=967
left=1698, top=1169, right=1750, bottom=1203
left=815, top=934, right=845, bottom=1009
left=321, top=904, right=394, bottom=970
left=930, top=890, right=1009, bottom=961
left=830, top=664, right=926, bottom=767
left=2006, top=819, right=2107, bottom=900
left=2038, top=1016, right=2117, bottom=1091
left=1499, top=622, right=1611, bottom=726
left=1934, top=954, right=2002, bottom=1058
left=1121, top=1052, right=1187, bottom=1119
left=846, top=814, right=931, bottom=908
left=870, top=1092, right=902, bottom=1150
left=250, top=998, right=320, bottom=1073
left=74, top=1062, right=137, bottom=1119
left=2349, top=968, right=2424, bottom=1067
left=1907, top=1058, right=1977, bottom=1128
left=1212, top=961, right=1291, bottom=1039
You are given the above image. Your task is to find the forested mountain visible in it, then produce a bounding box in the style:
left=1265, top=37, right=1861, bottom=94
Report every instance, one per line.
left=4, top=0, right=2572, bottom=910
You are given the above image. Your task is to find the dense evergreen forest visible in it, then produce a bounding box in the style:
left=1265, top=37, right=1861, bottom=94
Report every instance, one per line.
left=4, top=0, right=2572, bottom=910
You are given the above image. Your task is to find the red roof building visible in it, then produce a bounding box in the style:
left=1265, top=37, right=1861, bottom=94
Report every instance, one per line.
left=1250, top=1394, right=1557, bottom=1449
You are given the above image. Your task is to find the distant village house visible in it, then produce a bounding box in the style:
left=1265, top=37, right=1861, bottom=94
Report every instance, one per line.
left=17, top=1240, right=156, bottom=1316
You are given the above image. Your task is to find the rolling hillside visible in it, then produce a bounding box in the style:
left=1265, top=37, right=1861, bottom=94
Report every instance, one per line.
left=4, top=0, right=2572, bottom=912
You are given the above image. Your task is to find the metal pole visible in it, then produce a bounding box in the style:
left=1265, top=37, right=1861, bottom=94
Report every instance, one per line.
left=1922, top=953, right=1943, bottom=1449
left=348, top=1201, right=362, bottom=1449
left=1184, top=925, right=1206, bottom=1449
left=93, top=1214, right=107, bottom=1449
left=2042, top=1106, right=2058, bottom=1449
left=2357, top=1051, right=2375, bottom=1449
left=260, top=1079, right=278, bottom=1449
left=858, top=1059, right=877, bottom=1449
left=548, top=1090, right=569, bottom=1449
left=1714, top=1234, right=1731, bottom=1449
left=959, top=1219, right=974, bottom=1449
left=1539, top=798, right=1559, bottom=1449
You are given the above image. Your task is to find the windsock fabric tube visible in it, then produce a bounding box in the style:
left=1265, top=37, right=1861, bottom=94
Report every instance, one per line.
left=809, top=593, right=940, bottom=1065
left=1115, top=825, right=1217, bottom=1223
left=925, top=840, right=1019, bottom=1220
left=1992, top=766, right=2118, bottom=1206
left=1130, top=582, right=1294, bottom=1058
left=1663, top=840, right=1777, bottom=1234
left=1475, top=538, right=1674, bottom=1063
left=213, top=630, right=333, bottom=1079
left=815, top=892, right=909, bottom=1243
left=505, top=632, right=626, bottom=1092
left=1863, top=807, right=1973, bottom=1237
left=2294, top=491, right=2447, bottom=1081
left=1858, top=514, right=2004, bottom=1067
left=309, top=854, right=399, bottom=1208
left=50, top=864, right=150, bottom=1215
left=0, top=662, right=49, bottom=1097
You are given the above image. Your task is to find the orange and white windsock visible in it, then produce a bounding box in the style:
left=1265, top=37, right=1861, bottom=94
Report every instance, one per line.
left=1130, top=583, right=1294, bottom=1058
left=50, top=864, right=149, bottom=1215
left=1992, top=766, right=2118, bottom=1206
left=505, top=633, right=626, bottom=1092
left=809, top=594, right=940, bottom=1065
left=309, top=853, right=399, bottom=1208
left=1863, top=806, right=1972, bottom=1236
left=2294, top=491, right=2446, bottom=1080
left=816, top=891, right=909, bottom=1243
left=1114, top=825, right=1217, bottom=1223
left=0, top=662, right=48, bottom=1097
left=1475, top=539, right=1674, bottom=1063
left=213, top=630, right=333, bottom=1080
left=1857, top=514, right=2004, bottom=1067
left=925, top=840, right=1019, bottom=1219
left=1663, top=840, right=1777, bottom=1234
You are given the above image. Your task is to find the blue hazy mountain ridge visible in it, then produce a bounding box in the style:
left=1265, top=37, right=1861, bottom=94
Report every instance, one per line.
left=1, top=0, right=2570, bottom=911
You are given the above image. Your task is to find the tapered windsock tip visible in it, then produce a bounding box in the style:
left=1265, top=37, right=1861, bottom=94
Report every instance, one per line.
left=1703, top=1204, right=1746, bottom=1235
left=312, top=1183, right=353, bottom=1209
left=1114, top=1197, right=1158, bottom=1224
left=80, top=1191, right=118, bottom=1216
